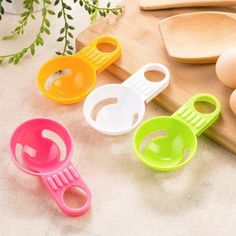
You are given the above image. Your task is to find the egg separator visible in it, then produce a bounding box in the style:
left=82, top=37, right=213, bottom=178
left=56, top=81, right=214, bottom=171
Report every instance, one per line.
left=37, top=35, right=121, bottom=104
left=9, top=118, right=91, bottom=217
left=83, top=63, right=170, bottom=135
left=134, top=93, right=221, bottom=171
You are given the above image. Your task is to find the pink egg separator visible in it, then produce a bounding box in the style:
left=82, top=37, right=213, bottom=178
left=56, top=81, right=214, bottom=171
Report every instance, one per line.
left=9, top=118, right=91, bottom=217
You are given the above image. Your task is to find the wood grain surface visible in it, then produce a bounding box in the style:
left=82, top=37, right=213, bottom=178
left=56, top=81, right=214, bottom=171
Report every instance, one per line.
left=76, top=0, right=236, bottom=154
left=139, top=0, right=236, bottom=10
left=159, top=11, right=236, bottom=63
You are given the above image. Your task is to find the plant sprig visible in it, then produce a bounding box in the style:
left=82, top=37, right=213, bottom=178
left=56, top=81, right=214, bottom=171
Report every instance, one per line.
left=0, top=0, right=54, bottom=64
left=3, top=0, right=37, bottom=40
left=0, top=0, right=124, bottom=64
left=55, top=0, right=75, bottom=55
left=89, top=0, right=99, bottom=23
left=78, top=0, right=124, bottom=17
left=54, top=0, right=123, bottom=56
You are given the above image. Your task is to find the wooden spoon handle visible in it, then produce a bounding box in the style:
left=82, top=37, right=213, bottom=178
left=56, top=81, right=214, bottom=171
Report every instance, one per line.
left=139, top=0, right=236, bottom=10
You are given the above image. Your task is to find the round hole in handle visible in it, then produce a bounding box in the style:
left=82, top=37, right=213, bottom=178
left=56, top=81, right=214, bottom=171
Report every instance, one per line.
left=63, top=186, right=88, bottom=209
left=96, top=41, right=117, bottom=53
left=144, top=70, right=166, bottom=83
left=194, top=101, right=216, bottom=114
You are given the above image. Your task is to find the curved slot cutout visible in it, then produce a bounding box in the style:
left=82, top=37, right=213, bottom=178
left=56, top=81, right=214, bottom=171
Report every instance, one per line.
left=42, top=129, right=66, bottom=162
left=23, top=145, right=37, bottom=158
left=63, top=186, right=87, bottom=209
left=91, top=97, right=118, bottom=121
left=194, top=101, right=216, bottom=114
left=15, top=143, right=35, bottom=172
left=140, top=130, right=168, bottom=153
left=181, top=146, right=190, bottom=164
left=45, top=69, right=72, bottom=91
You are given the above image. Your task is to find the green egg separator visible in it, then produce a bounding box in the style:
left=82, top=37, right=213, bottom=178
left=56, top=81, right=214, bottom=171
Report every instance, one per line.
left=133, top=93, right=221, bottom=171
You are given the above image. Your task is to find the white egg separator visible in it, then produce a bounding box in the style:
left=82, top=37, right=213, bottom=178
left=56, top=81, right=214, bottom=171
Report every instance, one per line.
left=83, top=63, right=170, bottom=135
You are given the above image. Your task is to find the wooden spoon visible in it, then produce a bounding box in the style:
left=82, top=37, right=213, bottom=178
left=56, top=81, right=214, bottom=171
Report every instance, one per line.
left=139, top=0, right=236, bottom=10
left=159, top=11, right=236, bottom=64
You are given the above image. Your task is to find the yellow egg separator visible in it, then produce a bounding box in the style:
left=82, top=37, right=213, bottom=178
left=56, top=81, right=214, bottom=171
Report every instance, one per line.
left=37, top=35, right=121, bottom=104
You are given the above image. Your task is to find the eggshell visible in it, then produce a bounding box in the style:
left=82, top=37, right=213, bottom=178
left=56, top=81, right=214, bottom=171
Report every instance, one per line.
left=216, top=48, right=236, bottom=89
left=229, top=90, right=236, bottom=115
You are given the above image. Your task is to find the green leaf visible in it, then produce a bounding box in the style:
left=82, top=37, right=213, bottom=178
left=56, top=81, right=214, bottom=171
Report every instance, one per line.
left=68, top=32, right=74, bottom=38
left=2, top=35, right=14, bottom=40
left=30, top=45, right=35, bottom=55
left=45, top=19, right=50, bottom=27
left=14, top=56, right=20, bottom=64
left=57, top=11, right=62, bottom=18
left=112, top=9, right=118, bottom=15
left=66, top=50, right=73, bottom=55
left=66, top=5, right=72, bottom=10
left=57, top=37, right=64, bottom=42
left=68, top=25, right=75, bottom=30
left=8, top=57, right=14, bottom=63
left=67, top=14, right=73, bottom=20
left=44, top=28, right=50, bottom=35
left=60, top=28, right=65, bottom=34
left=54, top=0, right=60, bottom=6
left=48, top=9, right=55, bottom=15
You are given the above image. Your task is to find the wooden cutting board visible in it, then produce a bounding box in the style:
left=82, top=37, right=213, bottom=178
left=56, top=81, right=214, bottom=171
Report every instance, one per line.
left=139, top=0, right=236, bottom=10
left=76, top=0, right=236, bottom=155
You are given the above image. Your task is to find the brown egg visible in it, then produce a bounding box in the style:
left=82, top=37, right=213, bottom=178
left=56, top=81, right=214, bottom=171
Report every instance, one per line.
left=216, top=48, right=236, bottom=89
left=229, top=90, right=236, bottom=115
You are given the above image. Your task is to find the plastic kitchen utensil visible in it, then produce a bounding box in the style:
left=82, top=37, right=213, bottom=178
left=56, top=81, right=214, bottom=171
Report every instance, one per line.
left=10, top=118, right=91, bottom=217
left=159, top=12, right=236, bottom=64
left=139, top=0, right=236, bottom=10
left=83, top=63, right=170, bottom=135
left=76, top=0, right=236, bottom=155
left=134, top=94, right=221, bottom=171
left=37, top=35, right=121, bottom=104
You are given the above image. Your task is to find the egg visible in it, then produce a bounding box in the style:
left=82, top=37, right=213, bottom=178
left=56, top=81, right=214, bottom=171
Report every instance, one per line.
left=229, top=90, right=236, bottom=115
left=216, top=48, right=236, bottom=88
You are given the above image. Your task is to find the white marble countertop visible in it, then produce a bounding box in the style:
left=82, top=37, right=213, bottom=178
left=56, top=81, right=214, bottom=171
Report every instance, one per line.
left=0, top=1, right=236, bottom=235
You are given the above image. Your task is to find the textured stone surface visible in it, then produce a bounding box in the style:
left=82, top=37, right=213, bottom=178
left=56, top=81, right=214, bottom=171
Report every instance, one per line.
left=0, top=1, right=236, bottom=235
